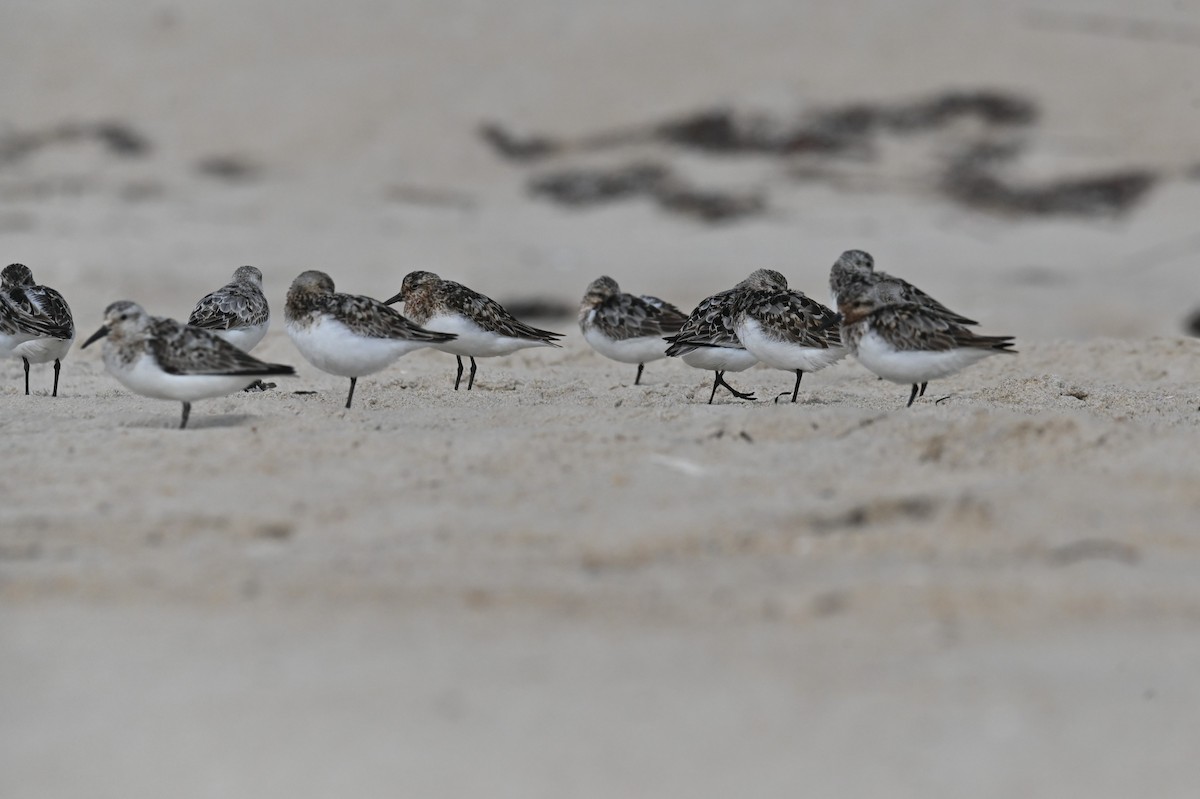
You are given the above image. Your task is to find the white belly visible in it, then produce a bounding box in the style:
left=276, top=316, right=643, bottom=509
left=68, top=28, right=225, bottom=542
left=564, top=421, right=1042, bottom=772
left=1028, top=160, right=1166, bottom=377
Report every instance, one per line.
left=583, top=327, right=669, bottom=364
left=681, top=346, right=758, bottom=373
left=0, top=330, right=34, bottom=356
left=737, top=319, right=845, bottom=372
left=856, top=329, right=996, bottom=384
left=11, top=334, right=73, bottom=364
left=423, top=313, right=552, bottom=358
left=211, top=322, right=268, bottom=353
left=287, top=317, right=421, bottom=378
left=109, top=352, right=260, bottom=401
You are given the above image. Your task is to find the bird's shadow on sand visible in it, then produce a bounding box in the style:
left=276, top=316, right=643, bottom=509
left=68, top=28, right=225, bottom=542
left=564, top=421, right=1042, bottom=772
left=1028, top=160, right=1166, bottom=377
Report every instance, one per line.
left=121, top=413, right=256, bottom=430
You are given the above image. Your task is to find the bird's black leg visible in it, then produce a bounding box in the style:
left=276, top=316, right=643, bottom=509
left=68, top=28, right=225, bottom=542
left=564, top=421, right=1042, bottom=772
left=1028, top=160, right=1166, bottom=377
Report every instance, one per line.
left=716, top=373, right=756, bottom=401
left=345, top=377, right=357, bottom=409
left=180, top=402, right=191, bottom=429
left=635, top=363, right=644, bottom=385
left=23, top=358, right=30, bottom=395
left=907, top=383, right=920, bottom=407
left=791, top=370, right=803, bottom=403
left=919, top=382, right=928, bottom=397
left=454, top=356, right=464, bottom=390
left=708, top=372, right=721, bottom=404
left=52, top=358, right=61, bottom=397
left=467, top=357, right=477, bottom=391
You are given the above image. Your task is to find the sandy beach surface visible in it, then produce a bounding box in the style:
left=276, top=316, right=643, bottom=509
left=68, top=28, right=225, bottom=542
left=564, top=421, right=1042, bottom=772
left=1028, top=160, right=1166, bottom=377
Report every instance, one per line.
left=3, top=1, right=1200, bottom=796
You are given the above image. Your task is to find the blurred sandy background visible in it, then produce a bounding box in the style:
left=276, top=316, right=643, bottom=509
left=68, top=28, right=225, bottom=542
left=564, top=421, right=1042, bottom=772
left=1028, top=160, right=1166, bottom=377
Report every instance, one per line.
left=3, top=1, right=1200, bottom=796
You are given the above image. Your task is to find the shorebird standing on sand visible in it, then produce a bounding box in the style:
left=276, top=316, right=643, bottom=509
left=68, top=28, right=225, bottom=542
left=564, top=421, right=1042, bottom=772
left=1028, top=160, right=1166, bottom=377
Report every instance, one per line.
left=384, top=270, right=563, bottom=391
left=836, top=273, right=1016, bottom=407
left=286, top=270, right=456, bottom=408
left=664, top=276, right=761, bottom=404
left=578, top=275, right=687, bottom=385
left=82, top=301, right=295, bottom=428
left=187, top=265, right=271, bottom=353
left=731, top=269, right=845, bottom=403
left=0, top=263, right=75, bottom=397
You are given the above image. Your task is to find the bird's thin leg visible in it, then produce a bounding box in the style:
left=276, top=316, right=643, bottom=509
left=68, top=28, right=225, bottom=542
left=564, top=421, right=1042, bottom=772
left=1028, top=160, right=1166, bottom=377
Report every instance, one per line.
left=791, top=370, right=803, bottom=403
left=53, top=359, right=62, bottom=397
left=180, top=402, right=191, bottom=429
left=716, top=373, right=756, bottom=401
left=708, top=372, right=721, bottom=404
left=23, top=358, right=30, bottom=395
left=454, top=356, right=464, bottom=390
left=467, top=357, right=477, bottom=391
left=919, top=382, right=928, bottom=397
left=907, top=383, right=920, bottom=407
left=345, top=377, right=357, bottom=409
left=635, top=363, right=644, bottom=385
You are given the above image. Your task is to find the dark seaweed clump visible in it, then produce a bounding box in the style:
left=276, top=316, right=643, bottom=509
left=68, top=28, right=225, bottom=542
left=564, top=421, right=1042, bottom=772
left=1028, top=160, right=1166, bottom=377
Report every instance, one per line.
left=0, top=121, right=151, bottom=165
left=528, top=162, right=763, bottom=223
left=942, top=145, right=1157, bottom=217
left=482, top=88, right=1162, bottom=224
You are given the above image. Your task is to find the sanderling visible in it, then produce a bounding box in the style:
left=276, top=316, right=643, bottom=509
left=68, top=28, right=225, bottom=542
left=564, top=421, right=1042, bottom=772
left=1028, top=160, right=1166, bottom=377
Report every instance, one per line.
left=0, top=263, right=75, bottom=396
left=837, top=279, right=1016, bottom=407
left=829, top=249, right=978, bottom=326
left=664, top=275, right=762, bottom=403
left=731, top=269, right=845, bottom=403
left=384, top=271, right=563, bottom=391
left=286, top=270, right=456, bottom=408
left=187, top=265, right=270, bottom=352
left=578, top=275, right=686, bottom=385
left=82, top=301, right=295, bottom=428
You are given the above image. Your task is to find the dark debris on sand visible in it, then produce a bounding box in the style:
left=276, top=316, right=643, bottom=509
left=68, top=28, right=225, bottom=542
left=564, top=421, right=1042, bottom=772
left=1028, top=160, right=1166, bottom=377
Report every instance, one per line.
left=0, top=121, right=151, bottom=165
left=482, top=88, right=1164, bottom=222
left=529, top=163, right=671, bottom=205
left=651, top=181, right=766, bottom=223
left=942, top=146, right=1157, bottom=216
left=529, top=162, right=765, bottom=223
left=195, top=155, right=262, bottom=182
left=1184, top=308, right=1200, bottom=338
left=483, top=90, right=1038, bottom=161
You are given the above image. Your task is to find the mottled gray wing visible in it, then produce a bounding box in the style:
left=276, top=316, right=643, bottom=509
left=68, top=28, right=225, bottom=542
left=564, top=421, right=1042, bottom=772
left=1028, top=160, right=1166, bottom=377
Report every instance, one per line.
left=592, top=293, right=687, bottom=339
left=743, top=290, right=842, bottom=348
left=151, top=318, right=293, bottom=375
left=188, top=284, right=268, bottom=330
left=876, top=272, right=979, bottom=326
left=2, top=286, right=74, bottom=339
left=442, top=281, right=563, bottom=343
left=639, top=295, right=687, bottom=333
left=663, top=288, right=743, bottom=355
left=0, top=295, right=20, bottom=335
left=327, top=293, right=457, bottom=343
left=869, top=305, right=1014, bottom=353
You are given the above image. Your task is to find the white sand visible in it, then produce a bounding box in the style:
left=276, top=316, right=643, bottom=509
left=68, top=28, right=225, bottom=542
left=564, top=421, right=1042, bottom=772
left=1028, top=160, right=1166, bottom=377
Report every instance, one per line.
left=3, top=2, right=1200, bottom=796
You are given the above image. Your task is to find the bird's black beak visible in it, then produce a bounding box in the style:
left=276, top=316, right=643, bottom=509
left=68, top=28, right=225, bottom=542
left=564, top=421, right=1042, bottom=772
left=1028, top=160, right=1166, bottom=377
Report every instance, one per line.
left=82, top=325, right=110, bottom=348
left=382, top=290, right=404, bottom=306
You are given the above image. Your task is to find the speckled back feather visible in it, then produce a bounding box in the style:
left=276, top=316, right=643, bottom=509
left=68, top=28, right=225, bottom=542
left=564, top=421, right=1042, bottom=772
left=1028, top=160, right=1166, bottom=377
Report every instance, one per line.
left=585, top=291, right=686, bottom=340
left=829, top=250, right=978, bottom=326
left=188, top=276, right=269, bottom=330
left=403, top=272, right=563, bottom=344
left=735, top=289, right=843, bottom=349
left=0, top=277, right=74, bottom=340
left=663, top=286, right=745, bottom=356
left=846, top=304, right=1014, bottom=354
left=145, top=316, right=293, bottom=376
left=298, top=290, right=456, bottom=343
